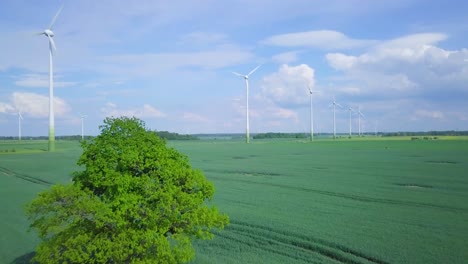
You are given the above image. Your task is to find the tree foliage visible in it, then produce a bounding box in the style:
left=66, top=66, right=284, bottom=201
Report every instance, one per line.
left=26, top=117, right=229, bottom=263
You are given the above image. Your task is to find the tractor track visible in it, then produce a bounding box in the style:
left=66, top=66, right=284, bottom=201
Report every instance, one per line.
left=207, top=172, right=465, bottom=213
left=0, top=166, right=52, bottom=186
left=218, top=219, right=390, bottom=264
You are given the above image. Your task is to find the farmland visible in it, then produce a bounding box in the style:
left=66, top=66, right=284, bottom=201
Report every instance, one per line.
left=1, top=138, right=468, bottom=263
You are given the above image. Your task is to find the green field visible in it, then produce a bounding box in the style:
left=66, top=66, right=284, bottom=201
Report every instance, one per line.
left=1, top=138, right=467, bottom=263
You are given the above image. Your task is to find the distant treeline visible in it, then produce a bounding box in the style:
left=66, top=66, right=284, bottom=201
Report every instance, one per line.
left=0, top=135, right=94, bottom=141
left=381, top=131, right=468, bottom=137
left=153, top=131, right=199, bottom=140
left=253, top=133, right=308, bottom=139
left=0, top=132, right=198, bottom=141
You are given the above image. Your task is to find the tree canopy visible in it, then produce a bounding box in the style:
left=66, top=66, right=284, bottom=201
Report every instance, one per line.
left=26, top=117, right=229, bottom=264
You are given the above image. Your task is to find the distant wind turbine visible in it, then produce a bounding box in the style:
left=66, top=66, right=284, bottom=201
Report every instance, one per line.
left=37, top=5, right=63, bottom=151
left=357, top=106, right=365, bottom=137
left=347, top=106, right=355, bottom=138
left=374, top=121, right=378, bottom=136
left=80, top=114, right=87, bottom=141
left=18, top=111, right=23, bottom=141
left=307, top=84, right=319, bottom=141
left=329, top=96, right=343, bottom=139
left=232, top=64, right=262, bottom=143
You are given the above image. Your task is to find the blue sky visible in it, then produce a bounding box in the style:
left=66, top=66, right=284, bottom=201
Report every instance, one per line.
left=1, top=0, right=468, bottom=136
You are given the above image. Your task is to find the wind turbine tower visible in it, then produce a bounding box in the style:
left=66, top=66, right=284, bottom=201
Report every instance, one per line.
left=374, top=121, right=378, bottom=136
left=330, top=97, right=343, bottom=139
left=80, top=114, right=87, bottom=141
left=347, top=106, right=354, bottom=138
left=307, top=84, right=320, bottom=141
left=18, top=111, right=23, bottom=141
left=357, top=106, right=365, bottom=137
left=307, top=84, right=315, bottom=141
left=38, top=5, right=63, bottom=151
left=232, top=64, right=262, bottom=143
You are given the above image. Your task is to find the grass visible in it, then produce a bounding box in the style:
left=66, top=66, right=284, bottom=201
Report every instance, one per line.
left=1, top=138, right=467, bottom=263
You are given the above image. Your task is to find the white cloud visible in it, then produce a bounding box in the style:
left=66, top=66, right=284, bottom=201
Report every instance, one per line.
left=377, top=33, right=447, bottom=50
left=98, top=47, right=255, bottom=77
left=272, top=51, right=301, bottom=64
left=178, top=32, right=228, bottom=46
left=3, top=92, right=71, bottom=118
left=259, top=64, right=315, bottom=107
left=325, top=32, right=468, bottom=97
left=101, top=102, right=166, bottom=118
left=0, top=102, right=15, bottom=113
left=141, top=104, right=166, bottom=118
left=272, top=107, right=299, bottom=121
left=326, top=33, right=452, bottom=71
left=414, top=109, right=445, bottom=120
left=262, top=30, right=376, bottom=50
left=182, top=112, right=210, bottom=123
left=14, top=74, right=76, bottom=88
left=326, top=53, right=358, bottom=70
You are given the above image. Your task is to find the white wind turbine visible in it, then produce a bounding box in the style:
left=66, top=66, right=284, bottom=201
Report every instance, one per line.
left=80, top=114, right=87, bottom=141
left=330, top=96, right=343, bottom=139
left=232, top=64, right=262, bottom=143
left=347, top=106, right=355, bottom=138
left=374, top=120, right=378, bottom=136
left=18, top=111, right=23, bottom=141
left=307, top=84, right=319, bottom=141
left=357, top=106, right=365, bottom=137
left=37, top=5, right=63, bottom=151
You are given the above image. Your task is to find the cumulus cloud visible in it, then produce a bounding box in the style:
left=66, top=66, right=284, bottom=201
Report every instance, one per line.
left=326, top=33, right=453, bottom=72
left=325, top=32, right=468, bottom=97
left=101, top=102, right=166, bottom=118
left=0, top=92, right=71, bottom=118
left=0, top=102, right=15, bottom=113
left=259, top=64, right=315, bottom=107
left=262, top=30, right=376, bottom=50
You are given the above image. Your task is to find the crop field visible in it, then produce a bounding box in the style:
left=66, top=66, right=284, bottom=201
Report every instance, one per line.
left=1, top=138, right=468, bottom=263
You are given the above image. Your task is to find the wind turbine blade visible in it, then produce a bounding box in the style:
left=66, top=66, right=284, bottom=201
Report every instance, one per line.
left=336, top=103, right=343, bottom=108
left=48, top=36, right=56, bottom=53
left=231, top=71, right=244, bottom=77
left=247, top=64, right=262, bottom=77
left=49, top=5, right=64, bottom=30
left=19, top=112, right=23, bottom=119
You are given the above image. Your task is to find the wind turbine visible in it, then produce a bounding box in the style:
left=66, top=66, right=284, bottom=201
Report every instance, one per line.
left=374, top=121, right=378, bottom=136
left=18, top=111, right=23, bottom=141
left=80, top=114, right=87, bottom=141
left=357, top=106, right=365, bottom=137
left=37, top=5, right=63, bottom=151
left=329, top=96, right=342, bottom=139
left=307, top=84, right=319, bottom=141
left=232, top=64, right=262, bottom=143
left=347, top=106, right=355, bottom=138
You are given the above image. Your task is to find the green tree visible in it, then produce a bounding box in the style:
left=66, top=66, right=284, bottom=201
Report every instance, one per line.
left=26, top=117, right=229, bottom=264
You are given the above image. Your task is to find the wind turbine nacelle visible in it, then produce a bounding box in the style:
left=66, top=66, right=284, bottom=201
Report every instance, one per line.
left=44, top=29, right=54, bottom=37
